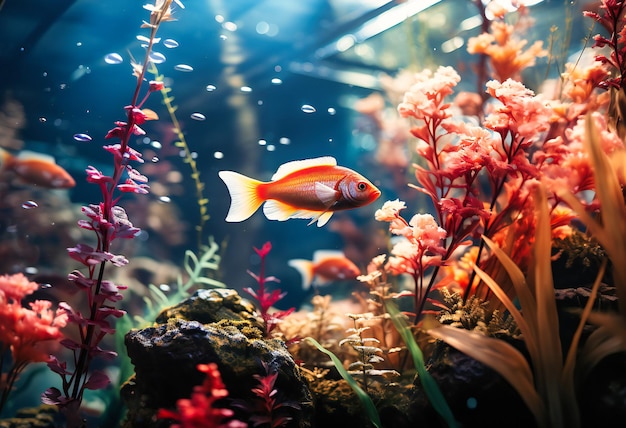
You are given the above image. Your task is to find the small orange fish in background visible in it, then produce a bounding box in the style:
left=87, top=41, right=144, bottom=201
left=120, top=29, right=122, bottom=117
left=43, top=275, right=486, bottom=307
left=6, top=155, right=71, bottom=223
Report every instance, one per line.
left=0, top=148, right=75, bottom=188
left=218, top=156, right=380, bottom=227
left=288, top=250, right=361, bottom=290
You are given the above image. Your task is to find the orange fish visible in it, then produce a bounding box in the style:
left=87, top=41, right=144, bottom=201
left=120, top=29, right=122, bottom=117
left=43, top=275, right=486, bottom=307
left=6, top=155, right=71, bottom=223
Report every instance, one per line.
left=218, top=156, right=380, bottom=227
left=0, top=148, right=75, bottom=188
left=288, top=250, right=361, bottom=290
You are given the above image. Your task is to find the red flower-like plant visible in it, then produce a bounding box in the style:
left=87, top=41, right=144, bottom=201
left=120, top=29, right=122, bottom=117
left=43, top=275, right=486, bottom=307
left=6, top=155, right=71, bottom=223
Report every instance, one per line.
left=157, top=363, right=245, bottom=428
left=41, top=1, right=182, bottom=424
left=0, top=273, right=67, bottom=413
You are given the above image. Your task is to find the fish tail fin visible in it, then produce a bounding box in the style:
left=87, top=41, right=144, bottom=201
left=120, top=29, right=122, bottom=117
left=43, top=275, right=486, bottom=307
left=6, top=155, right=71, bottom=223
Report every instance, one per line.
left=218, top=171, right=264, bottom=222
left=288, top=259, right=314, bottom=290
left=0, top=148, right=15, bottom=170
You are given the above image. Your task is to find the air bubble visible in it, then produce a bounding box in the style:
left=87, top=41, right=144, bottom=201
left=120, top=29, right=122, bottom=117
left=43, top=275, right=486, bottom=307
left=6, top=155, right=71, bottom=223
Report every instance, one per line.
left=159, top=283, right=171, bottom=292
left=22, top=200, right=38, bottom=209
left=174, top=64, right=193, bottom=72
left=327, top=107, right=336, bottom=115
left=104, top=53, right=123, bottom=64
left=213, top=151, right=224, bottom=159
left=149, top=52, right=166, bottom=64
left=206, top=84, right=217, bottom=92
left=39, top=117, right=47, bottom=123
left=40, top=283, right=52, bottom=289
left=301, top=104, right=316, bottom=113
left=151, top=141, right=162, bottom=149
left=163, top=39, right=179, bottom=48
left=151, top=156, right=159, bottom=163
left=73, top=133, right=92, bottom=142
left=191, top=112, right=206, bottom=121
left=271, top=78, right=282, bottom=85
left=279, top=137, right=291, bottom=145
left=158, top=196, right=171, bottom=203
left=240, top=86, right=252, bottom=92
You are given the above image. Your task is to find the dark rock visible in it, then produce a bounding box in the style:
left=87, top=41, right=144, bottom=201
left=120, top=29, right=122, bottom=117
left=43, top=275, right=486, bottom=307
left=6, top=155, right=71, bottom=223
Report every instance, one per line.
left=409, top=343, right=536, bottom=428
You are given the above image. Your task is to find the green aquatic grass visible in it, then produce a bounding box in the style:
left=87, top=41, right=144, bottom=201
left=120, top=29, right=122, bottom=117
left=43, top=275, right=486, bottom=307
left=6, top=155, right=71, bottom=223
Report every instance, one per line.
left=385, top=303, right=459, bottom=428
left=304, top=337, right=382, bottom=428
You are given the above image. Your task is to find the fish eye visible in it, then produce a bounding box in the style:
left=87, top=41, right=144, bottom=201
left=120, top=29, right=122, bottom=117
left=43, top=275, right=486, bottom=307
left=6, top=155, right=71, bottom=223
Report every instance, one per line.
left=357, top=182, right=367, bottom=191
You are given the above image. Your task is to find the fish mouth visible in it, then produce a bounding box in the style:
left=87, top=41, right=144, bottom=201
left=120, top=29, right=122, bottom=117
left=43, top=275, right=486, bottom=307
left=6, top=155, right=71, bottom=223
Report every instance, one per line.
left=372, top=188, right=382, bottom=201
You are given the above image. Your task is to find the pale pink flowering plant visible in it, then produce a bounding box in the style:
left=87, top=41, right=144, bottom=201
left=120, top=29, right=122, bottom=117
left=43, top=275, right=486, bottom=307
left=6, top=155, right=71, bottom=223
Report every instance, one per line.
left=41, top=0, right=182, bottom=424
left=375, top=200, right=446, bottom=319
left=387, top=57, right=558, bottom=318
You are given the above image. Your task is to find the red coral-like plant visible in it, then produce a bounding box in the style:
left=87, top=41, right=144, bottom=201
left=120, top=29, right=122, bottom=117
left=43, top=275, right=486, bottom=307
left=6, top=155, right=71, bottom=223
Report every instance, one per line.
left=0, top=273, right=67, bottom=414
left=157, top=363, right=245, bottom=428
left=231, top=361, right=300, bottom=428
left=41, top=1, right=182, bottom=425
left=244, top=242, right=294, bottom=338
left=584, top=0, right=626, bottom=89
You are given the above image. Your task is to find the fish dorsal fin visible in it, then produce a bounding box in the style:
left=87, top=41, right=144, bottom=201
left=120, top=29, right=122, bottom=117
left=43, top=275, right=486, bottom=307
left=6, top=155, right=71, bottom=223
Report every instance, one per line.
left=271, top=156, right=336, bottom=181
left=314, top=181, right=339, bottom=206
left=312, top=250, right=346, bottom=264
left=17, top=151, right=56, bottom=164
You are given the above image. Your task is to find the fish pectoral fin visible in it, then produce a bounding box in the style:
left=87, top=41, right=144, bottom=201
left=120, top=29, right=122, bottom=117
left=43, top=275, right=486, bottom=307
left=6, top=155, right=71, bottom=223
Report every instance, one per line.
left=264, top=200, right=333, bottom=227
left=314, top=182, right=340, bottom=206
left=307, top=211, right=333, bottom=227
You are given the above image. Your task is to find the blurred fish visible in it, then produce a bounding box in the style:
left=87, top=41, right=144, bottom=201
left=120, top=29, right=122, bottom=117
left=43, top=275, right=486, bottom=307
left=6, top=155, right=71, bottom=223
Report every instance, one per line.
left=288, top=250, right=361, bottom=290
left=0, top=148, right=75, bottom=188
left=218, top=156, right=380, bottom=227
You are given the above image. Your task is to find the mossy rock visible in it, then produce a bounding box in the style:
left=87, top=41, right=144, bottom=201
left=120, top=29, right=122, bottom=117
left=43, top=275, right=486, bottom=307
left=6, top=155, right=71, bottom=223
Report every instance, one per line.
left=155, top=288, right=263, bottom=331
left=123, top=300, right=312, bottom=428
left=0, top=406, right=57, bottom=428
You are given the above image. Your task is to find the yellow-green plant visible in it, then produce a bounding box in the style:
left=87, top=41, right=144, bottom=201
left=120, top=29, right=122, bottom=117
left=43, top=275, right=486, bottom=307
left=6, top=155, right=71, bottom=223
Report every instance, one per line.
left=148, top=63, right=210, bottom=251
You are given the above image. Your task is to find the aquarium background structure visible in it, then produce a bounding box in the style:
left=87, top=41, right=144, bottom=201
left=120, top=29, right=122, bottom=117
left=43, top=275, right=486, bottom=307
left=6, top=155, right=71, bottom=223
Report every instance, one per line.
left=0, top=0, right=622, bottom=427
left=0, top=0, right=588, bottom=306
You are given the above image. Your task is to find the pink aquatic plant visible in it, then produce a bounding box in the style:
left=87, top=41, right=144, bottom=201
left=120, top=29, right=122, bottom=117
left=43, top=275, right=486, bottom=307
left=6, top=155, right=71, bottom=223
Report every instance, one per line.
left=375, top=200, right=447, bottom=319
left=0, top=273, right=67, bottom=413
left=157, top=363, right=245, bottom=428
left=244, top=242, right=295, bottom=338
left=41, top=0, right=182, bottom=424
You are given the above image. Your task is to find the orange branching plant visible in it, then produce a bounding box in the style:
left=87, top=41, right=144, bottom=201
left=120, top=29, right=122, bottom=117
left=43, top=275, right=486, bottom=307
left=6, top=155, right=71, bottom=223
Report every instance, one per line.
left=467, top=4, right=547, bottom=82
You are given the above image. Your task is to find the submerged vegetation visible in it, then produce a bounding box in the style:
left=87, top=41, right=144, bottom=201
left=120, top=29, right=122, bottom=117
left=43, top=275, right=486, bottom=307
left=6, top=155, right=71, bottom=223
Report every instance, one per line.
left=3, top=0, right=626, bottom=427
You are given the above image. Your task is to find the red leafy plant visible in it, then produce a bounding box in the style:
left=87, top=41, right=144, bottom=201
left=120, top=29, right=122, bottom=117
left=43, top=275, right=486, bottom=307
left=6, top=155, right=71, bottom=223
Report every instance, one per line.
left=157, top=363, right=245, bottom=428
left=41, top=0, right=182, bottom=424
left=231, top=361, right=301, bottom=428
left=0, top=273, right=67, bottom=414
left=244, top=242, right=294, bottom=338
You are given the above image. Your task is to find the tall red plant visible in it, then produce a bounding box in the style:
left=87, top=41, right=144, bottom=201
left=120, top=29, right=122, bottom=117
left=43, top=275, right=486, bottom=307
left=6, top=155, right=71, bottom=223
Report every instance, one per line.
left=244, top=242, right=294, bottom=338
left=41, top=1, right=183, bottom=425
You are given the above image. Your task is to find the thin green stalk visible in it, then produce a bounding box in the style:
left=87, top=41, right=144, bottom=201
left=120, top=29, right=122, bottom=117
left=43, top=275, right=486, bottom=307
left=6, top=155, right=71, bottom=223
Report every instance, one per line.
left=386, top=302, right=459, bottom=428
left=305, top=337, right=382, bottom=428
